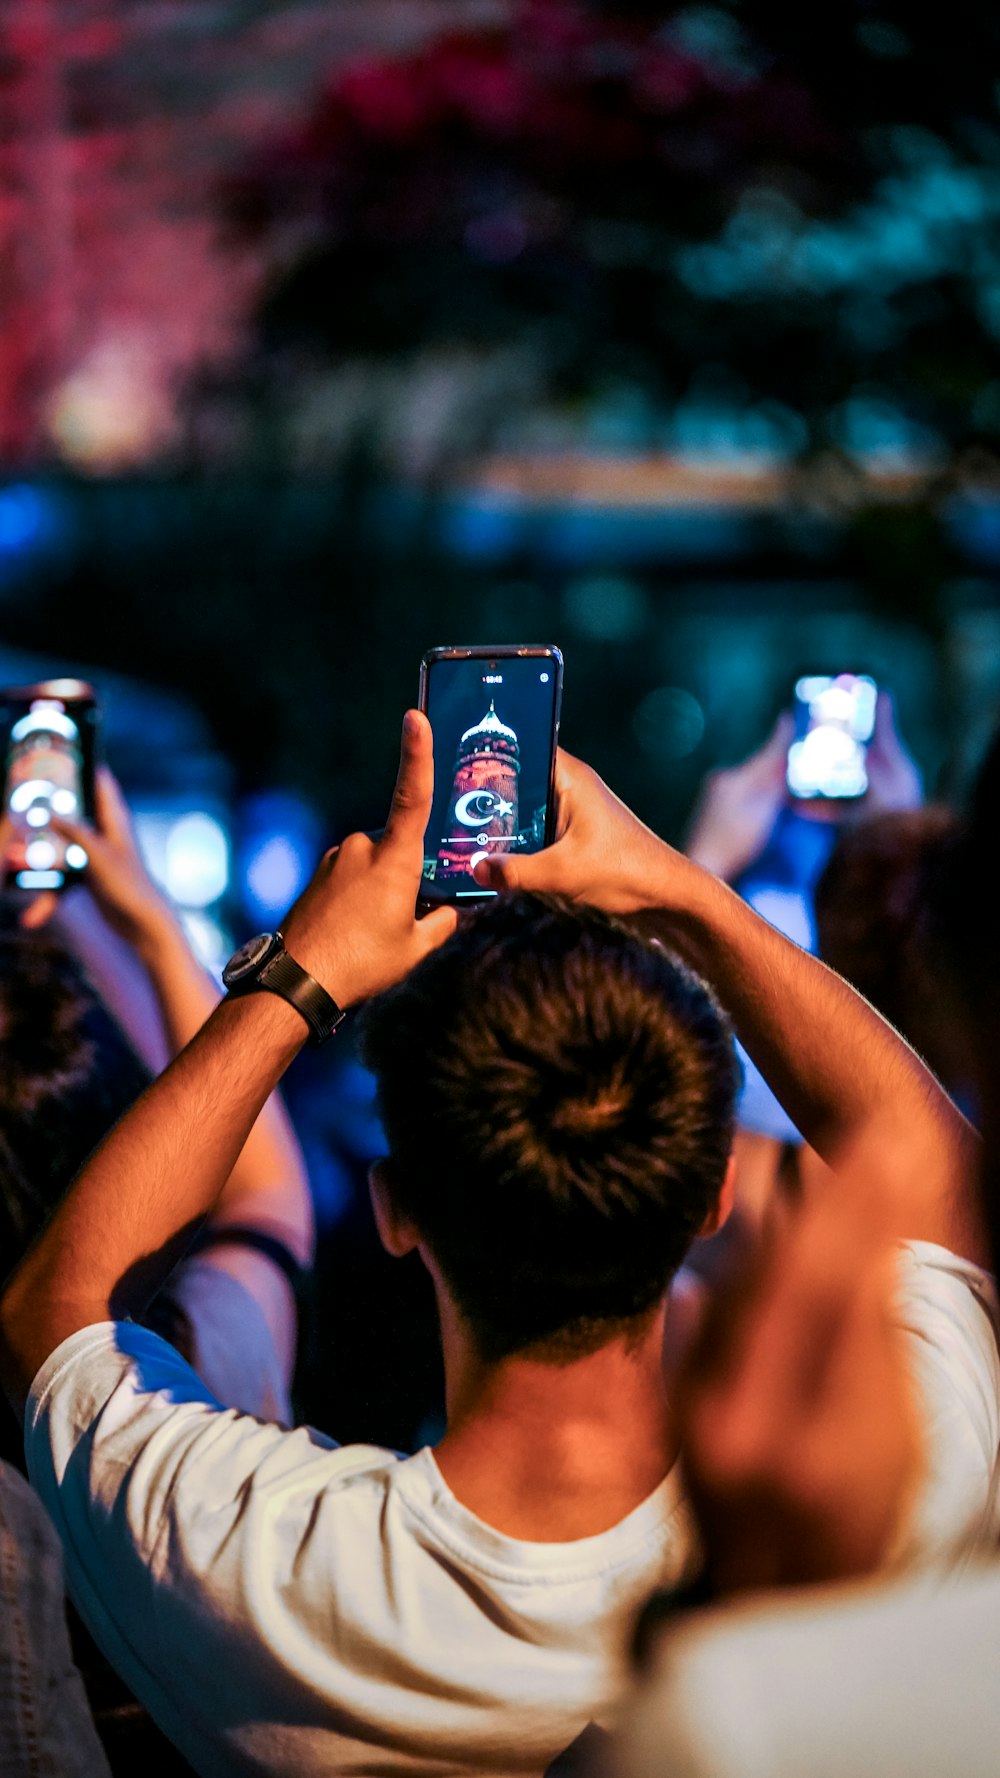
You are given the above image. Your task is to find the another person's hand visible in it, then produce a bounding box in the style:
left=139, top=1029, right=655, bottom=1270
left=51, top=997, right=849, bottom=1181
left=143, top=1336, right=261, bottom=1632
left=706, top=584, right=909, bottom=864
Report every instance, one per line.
left=50, top=766, right=175, bottom=951
left=282, top=709, right=457, bottom=1006
left=864, top=690, right=923, bottom=813
left=684, top=714, right=794, bottom=882
left=670, top=1151, right=921, bottom=1595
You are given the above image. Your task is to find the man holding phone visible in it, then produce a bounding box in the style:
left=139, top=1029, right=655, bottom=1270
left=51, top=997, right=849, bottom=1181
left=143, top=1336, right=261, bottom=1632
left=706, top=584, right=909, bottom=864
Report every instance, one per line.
left=0, top=709, right=993, bottom=1777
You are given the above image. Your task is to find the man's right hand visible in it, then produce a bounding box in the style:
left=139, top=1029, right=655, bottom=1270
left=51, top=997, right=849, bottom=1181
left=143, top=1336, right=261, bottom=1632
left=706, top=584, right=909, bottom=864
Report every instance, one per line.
left=473, top=749, right=694, bottom=915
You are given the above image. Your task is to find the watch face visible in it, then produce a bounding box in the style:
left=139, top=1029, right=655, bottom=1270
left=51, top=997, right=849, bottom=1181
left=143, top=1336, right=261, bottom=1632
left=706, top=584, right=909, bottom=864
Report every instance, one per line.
left=223, top=931, right=278, bottom=987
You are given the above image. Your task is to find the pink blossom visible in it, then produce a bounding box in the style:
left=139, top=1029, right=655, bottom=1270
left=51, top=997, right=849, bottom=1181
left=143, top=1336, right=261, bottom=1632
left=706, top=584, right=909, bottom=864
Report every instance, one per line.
left=426, top=41, right=529, bottom=135
left=339, top=59, right=435, bottom=143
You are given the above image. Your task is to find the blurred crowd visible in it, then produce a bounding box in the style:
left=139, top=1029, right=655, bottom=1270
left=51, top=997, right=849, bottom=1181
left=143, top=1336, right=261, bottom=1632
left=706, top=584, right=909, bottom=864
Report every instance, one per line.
left=0, top=671, right=998, bottom=1777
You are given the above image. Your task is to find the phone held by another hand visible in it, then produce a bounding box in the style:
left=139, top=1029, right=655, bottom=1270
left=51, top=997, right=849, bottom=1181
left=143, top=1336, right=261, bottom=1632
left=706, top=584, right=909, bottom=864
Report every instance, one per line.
left=418, top=645, right=563, bottom=904
left=0, top=680, right=99, bottom=890
left=786, top=674, right=877, bottom=802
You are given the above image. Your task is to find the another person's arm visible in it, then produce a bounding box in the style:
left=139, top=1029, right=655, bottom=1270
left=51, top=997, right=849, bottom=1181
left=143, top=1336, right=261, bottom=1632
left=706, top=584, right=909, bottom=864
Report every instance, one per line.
left=684, top=714, right=792, bottom=882
left=56, top=771, right=312, bottom=1247
left=52, top=770, right=315, bottom=1381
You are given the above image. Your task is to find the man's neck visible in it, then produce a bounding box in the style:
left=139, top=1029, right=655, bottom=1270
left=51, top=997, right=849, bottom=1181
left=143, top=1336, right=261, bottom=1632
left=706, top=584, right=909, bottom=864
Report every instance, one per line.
left=432, top=1297, right=675, bottom=1542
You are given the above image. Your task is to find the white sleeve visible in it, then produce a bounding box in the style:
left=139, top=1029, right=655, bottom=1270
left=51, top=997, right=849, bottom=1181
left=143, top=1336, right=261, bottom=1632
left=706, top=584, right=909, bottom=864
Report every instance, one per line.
left=892, top=1240, right=1000, bottom=1566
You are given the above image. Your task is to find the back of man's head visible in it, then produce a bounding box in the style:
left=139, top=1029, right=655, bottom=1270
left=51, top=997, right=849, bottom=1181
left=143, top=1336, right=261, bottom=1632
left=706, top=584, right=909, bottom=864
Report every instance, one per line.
left=361, top=894, right=738, bottom=1363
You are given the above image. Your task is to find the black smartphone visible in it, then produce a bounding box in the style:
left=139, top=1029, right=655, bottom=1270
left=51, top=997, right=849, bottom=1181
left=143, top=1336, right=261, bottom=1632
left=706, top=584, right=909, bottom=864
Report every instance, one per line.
left=418, top=644, right=563, bottom=903
left=0, top=680, right=99, bottom=890
left=786, top=674, right=877, bottom=800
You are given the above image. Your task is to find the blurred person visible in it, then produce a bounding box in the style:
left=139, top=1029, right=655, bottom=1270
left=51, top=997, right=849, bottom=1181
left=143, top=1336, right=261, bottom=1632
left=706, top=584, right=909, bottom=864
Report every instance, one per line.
left=0, top=1455, right=111, bottom=1777
left=2, top=768, right=313, bottom=1415
left=0, top=770, right=313, bottom=1773
left=0, top=713, right=990, bottom=1778
left=610, top=725, right=1000, bottom=1778
left=685, top=690, right=923, bottom=890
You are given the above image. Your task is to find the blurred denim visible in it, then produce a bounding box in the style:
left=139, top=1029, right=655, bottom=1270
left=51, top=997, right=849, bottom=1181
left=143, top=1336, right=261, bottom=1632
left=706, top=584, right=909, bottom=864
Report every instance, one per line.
left=0, top=1457, right=110, bottom=1777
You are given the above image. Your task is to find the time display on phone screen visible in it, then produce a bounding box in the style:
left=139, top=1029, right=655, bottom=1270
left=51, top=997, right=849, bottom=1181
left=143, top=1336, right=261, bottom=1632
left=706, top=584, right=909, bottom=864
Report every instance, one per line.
left=420, top=649, right=561, bottom=902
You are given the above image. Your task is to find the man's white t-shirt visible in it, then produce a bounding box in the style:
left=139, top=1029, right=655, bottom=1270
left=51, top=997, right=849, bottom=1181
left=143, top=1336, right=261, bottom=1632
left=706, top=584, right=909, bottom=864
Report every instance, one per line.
left=892, top=1241, right=1000, bottom=1563
left=23, top=1241, right=1000, bottom=1778
left=25, top=1321, right=695, bottom=1778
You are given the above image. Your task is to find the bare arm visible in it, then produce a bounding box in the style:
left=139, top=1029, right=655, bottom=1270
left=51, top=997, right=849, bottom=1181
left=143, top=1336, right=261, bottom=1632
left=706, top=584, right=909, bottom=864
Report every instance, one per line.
left=476, top=750, right=984, bottom=1265
left=684, top=713, right=792, bottom=881
left=122, top=906, right=313, bottom=1380
left=55, top=770, right=314, bottom=1267
left=0, top=714, right=457, bottom=1411
left=125, top=905, right=314, bottom=1263
left=46, top=771, right=316, bottom=1379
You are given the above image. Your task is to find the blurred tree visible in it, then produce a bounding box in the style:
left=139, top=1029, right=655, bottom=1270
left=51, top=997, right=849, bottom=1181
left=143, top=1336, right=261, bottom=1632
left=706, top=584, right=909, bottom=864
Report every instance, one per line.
left=222, top=0, right=1000, bottom=479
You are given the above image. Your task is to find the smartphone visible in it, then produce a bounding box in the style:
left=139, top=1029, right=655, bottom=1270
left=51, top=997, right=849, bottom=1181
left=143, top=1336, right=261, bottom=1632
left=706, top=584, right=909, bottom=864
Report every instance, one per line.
left=418, top=645, right=563, bottom=903
left=786, top=674, right=877, bottom=800
left=0, top=680, right=99, bottom=890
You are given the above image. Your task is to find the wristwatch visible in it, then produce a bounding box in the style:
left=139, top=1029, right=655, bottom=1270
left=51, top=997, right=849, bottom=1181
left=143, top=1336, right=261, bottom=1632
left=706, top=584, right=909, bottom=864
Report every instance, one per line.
left=222, top=931, right=345, bottom=1045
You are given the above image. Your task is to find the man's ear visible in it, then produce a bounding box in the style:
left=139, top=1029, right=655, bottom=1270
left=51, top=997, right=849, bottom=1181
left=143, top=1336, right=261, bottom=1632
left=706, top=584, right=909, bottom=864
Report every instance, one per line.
left=369, top=1160, right=420, bottom=1258
left=699, top=1151, right=737, bottom=1239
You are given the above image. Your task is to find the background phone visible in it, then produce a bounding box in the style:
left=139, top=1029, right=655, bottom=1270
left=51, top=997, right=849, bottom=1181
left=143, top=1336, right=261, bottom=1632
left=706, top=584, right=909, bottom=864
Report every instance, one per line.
left=786, top=673, right=877, bottom=800
left=418, top=645, right=563, bottom=903
left=1, top=680, right=99, bottom=890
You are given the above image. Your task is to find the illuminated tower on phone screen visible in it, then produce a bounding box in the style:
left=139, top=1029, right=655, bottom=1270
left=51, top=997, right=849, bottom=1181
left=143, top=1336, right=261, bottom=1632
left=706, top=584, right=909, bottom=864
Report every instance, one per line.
left=439, top=702, right=519, bottom=879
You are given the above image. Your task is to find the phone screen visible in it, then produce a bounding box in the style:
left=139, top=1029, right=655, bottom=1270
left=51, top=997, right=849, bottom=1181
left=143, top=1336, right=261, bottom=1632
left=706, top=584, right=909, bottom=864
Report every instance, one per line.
left=1, top=683, right=98, bottom=889
left=786, top=674, right=877, bottom=800
left=420, top=648, right=562, bottom=901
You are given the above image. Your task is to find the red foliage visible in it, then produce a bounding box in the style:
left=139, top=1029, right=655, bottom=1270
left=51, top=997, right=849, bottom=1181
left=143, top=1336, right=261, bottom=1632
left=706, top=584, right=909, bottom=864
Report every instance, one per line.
left=339, top=59, right=437, bottom=143
left=234, top=0, right=841, bottom=246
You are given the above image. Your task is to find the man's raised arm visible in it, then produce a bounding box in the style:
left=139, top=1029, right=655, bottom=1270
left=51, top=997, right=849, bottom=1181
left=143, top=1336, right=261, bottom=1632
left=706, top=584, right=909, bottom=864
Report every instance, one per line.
left=475, top=749, right=984, bottom=1267
left=0, top=712, right=456, bottom=1412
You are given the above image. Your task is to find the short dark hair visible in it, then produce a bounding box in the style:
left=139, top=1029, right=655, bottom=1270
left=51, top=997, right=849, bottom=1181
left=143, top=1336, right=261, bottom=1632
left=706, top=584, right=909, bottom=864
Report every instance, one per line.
left=360, top=894, right=738, bottom=1362
left=0, top=931, right=152, bottom=1260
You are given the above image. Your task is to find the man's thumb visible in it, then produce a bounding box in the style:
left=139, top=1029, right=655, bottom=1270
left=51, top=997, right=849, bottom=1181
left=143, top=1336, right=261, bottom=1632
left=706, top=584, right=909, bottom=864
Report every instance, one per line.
left=474, top=854, right=522, bottom=892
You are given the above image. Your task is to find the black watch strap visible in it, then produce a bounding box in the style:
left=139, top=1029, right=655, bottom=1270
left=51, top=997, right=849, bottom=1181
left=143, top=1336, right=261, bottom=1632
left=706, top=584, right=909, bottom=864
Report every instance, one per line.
left=225, top=934, right=345, bottom=1045
left=258, top=947, right=344, bottom=1044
